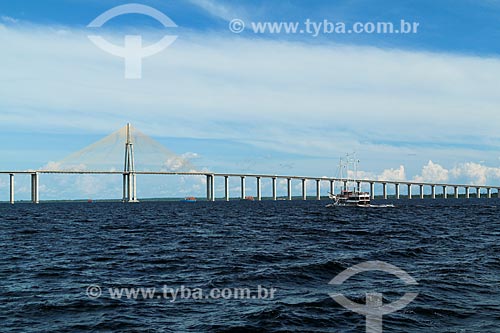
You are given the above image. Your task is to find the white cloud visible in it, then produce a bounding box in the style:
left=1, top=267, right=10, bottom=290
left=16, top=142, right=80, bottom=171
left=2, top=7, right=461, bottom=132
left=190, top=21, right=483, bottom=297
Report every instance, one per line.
left=1, top=16, right=19, bottom=24
left=351, top=160, right=500, bottom=187
left=162, top=156, right=191, bottom=171
left=378, top=165, right=406, bottom=181
left=1, top=24, right=500, bottom=191
left=349, top=170, right=375, bottom=180
left=413, top=160, right=449, bottom=183
left=348, top=165, right=405, bottom=181
left=450, top=162, right=500, bottom=185
left=188, top=0, right=241, bottom=21
left=43, top=161, right=87, bottom=171
left=181, top=152, right=200, bottom=160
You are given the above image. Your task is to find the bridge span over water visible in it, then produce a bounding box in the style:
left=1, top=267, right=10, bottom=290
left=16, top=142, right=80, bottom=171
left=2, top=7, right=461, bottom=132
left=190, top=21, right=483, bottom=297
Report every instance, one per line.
left=1, top=124, right=499, bottom=203
left=1, top=170, right=499, bottom=204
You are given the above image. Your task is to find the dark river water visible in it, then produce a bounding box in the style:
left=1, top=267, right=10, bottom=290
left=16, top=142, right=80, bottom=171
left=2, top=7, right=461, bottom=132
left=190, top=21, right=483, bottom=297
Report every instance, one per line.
left=1, top=199, right=499, bottom=332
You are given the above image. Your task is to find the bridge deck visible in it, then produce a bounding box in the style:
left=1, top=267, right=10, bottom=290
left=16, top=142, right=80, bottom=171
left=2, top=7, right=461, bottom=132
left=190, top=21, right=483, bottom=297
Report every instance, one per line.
left=0, top=170, right=498, bottom=189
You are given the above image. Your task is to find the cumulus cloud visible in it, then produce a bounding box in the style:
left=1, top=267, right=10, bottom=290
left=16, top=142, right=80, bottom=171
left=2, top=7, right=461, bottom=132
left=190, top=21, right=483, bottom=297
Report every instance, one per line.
left=413, top=160, right=449, bottom=183
left=162, top=156, right=190, bottom=171
left=410, top=160, right=500, bottom=185
left=450, top=162, right=500, bottom=185
left=347, top=165, right=405, bottom=181
left=348, top=160, right=500, bottom=186
left=349, top=170, right=375, bottom=180
left=378, top=165, right=406, bottom=181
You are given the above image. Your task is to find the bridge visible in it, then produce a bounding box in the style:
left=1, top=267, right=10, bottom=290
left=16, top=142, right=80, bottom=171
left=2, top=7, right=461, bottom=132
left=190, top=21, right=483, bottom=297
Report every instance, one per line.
left=1, top=124, right=499, bottom=203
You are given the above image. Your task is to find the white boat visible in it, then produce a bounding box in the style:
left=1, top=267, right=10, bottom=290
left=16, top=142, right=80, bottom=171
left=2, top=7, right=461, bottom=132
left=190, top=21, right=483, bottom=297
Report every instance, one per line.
left=326, top=153, right=394, bottom=208
left=327, top=189, right=371, bottom=207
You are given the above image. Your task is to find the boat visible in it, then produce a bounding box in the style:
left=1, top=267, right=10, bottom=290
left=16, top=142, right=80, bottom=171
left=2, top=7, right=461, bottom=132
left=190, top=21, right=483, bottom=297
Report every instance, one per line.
left=326, top=153, right=394, bottom=208
left=183, top=196, right=197, bottom=202
left=327, top=189, right=371, bottom=207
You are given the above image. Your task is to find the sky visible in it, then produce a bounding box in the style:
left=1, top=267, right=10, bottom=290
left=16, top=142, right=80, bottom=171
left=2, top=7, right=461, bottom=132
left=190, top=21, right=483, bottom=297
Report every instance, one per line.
left=1, top=0, right=500, bottom=200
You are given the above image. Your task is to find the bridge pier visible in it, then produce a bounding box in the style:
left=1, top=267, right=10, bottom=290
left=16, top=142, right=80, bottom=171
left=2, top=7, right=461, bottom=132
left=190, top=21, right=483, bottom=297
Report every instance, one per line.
left=133, top=173, right=137, bottom=202
left=330, top=180, right=335, bottom=196
left=272, top=177, right=277, bottom=200
left=419, top=184, right=424, bottom=199
left=129, top=173, right=137, bottom=202
left=240, top=176, right=245, bottom=199
left=356, top=181, right=361, bottom=192
left=206, top=175, right=211, bottom=201
left=316, top=179, right=321, bottom=200
left=224, top=176, right=229, bottom=201
left=395, top=183, right=400, bottom=199
left=370, top=182, right=375, bottom=199
left=302, top=179, right=307, bottom=200
left=498, top=189, right=500, bottom=198
left=256, top=177, right=262, bottom=201
left=442, top=185, right=447, bottom=199
left=454, top=186, right=458, bottom=199
left=211, top=175, right=215, bottom=201
left=9, top=174, right=14, bottom=204
left=31, top=173, right=39, bottom=204
left=122, top=173, right=137, bottom=202
left=343, top=180, right=347, bottom=191
left=407, top=184, right=412, bottom=199
left=206, top=175, right=215, bottom=201
left=123, top=174, right=127, bottom=201
left=487, top=188, right=492, bottom=198
left=128, top=174, right=132, bottom=202
left=431, top=185, right=436, bottom=199
left=477, top=187, right=481, bottom=199
left=382, top=183, right=387, bottom=199
left=287, top=178, right=292, bottom=200
left=465, top=187, right=470, bottom=199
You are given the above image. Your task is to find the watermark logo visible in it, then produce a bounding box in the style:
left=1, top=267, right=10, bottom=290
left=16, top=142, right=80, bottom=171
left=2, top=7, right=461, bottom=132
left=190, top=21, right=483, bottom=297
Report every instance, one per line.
left=86, top=284, right=102, bottom=299
left=229, top=19, right=245, bottom=33
left=87, top=3, right=178, bottom=79
left=329, top=261, right=418, bottom=333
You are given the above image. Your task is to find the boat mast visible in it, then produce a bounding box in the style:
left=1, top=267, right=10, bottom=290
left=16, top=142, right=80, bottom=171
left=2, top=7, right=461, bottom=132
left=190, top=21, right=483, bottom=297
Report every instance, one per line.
left=335, top=153, right=361, bottom=193
left=344, top=152, right=360, bottom=192
left=341, top=157, right=347, bottom=191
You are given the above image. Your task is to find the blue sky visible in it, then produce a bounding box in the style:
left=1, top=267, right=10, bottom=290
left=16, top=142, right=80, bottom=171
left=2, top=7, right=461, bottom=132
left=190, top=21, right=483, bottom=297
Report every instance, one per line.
left=1, top=0, right=500, bottom=199
left=2, top=0, right=500, bottom=54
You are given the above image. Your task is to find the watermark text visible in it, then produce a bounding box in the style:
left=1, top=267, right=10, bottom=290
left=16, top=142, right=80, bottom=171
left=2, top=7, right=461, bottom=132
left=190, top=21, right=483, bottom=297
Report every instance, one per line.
left=230, top=18, right=419, bottom=36
left=86, top=284, right=276, bottom=302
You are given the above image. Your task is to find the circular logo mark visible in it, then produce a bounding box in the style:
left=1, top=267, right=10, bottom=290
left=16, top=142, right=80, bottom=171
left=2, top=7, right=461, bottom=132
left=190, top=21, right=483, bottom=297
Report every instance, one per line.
left=229, top=19, right=245, bottom=33
left=87, top=4, right=178, bottom=79
left=86, top=284, right=102, bottom=299
left=329, top=261, right=419, bottom=333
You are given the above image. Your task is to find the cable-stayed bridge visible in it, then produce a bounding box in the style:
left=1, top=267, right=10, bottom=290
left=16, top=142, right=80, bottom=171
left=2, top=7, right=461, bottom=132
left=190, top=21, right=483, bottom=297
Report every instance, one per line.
left=1, top=124, right=500, bottom=203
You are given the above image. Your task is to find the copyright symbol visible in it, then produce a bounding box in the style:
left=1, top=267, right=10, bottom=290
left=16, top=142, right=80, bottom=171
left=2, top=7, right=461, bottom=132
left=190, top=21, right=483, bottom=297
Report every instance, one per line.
left=86, top=284, right=102, bottom=299
left=229, top=19, right=245, bottom=33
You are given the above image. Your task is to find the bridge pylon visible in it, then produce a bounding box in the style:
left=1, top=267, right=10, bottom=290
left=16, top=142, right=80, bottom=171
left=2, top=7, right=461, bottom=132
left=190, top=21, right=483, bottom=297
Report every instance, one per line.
left=123, top=123, right=139, bottom=202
